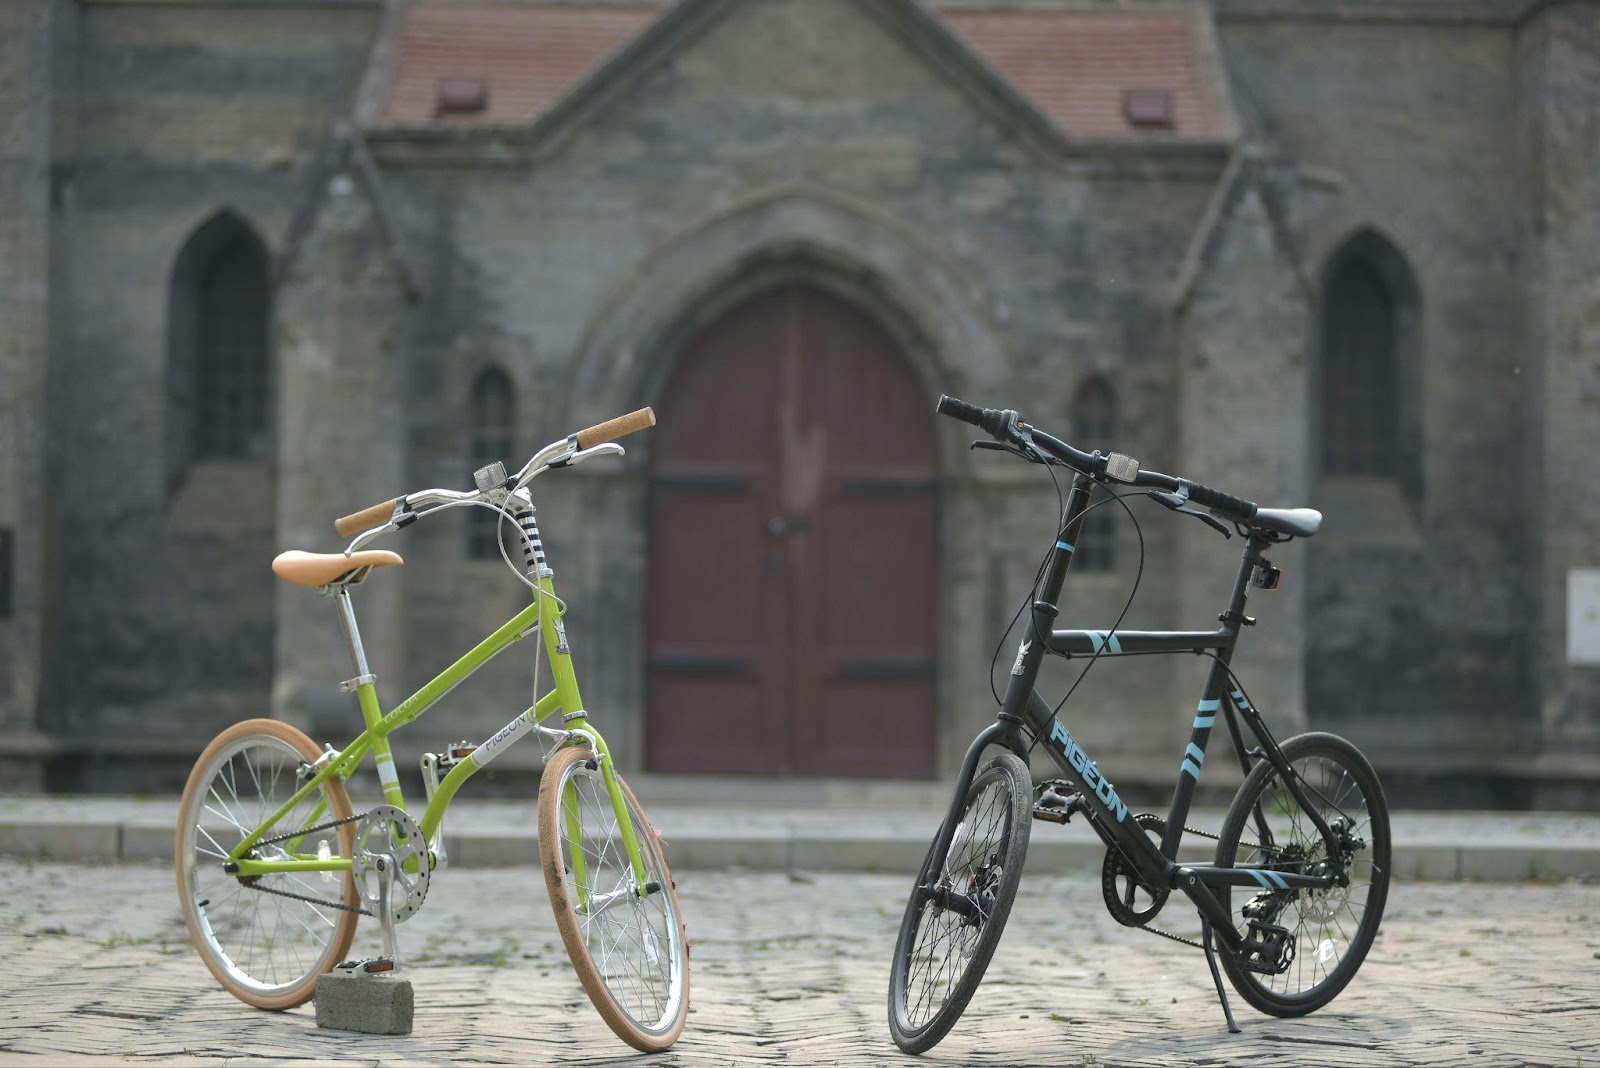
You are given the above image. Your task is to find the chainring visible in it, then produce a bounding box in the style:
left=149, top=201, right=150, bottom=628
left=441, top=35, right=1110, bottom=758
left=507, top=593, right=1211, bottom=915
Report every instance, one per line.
left=352, top=804, right=430, bottom=923
left=1101, top=812, right=1172, bottom=927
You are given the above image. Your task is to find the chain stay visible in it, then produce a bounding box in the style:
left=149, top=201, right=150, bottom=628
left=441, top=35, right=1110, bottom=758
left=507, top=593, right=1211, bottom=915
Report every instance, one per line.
left=244, top=880, right=372, bottom=916
left=1051, top=795, right=1264, bottom=951
left=236, top=809, right=372, bottom=916
left=1130, top=819, right=1266, bottom=950
left=251, top=809, right=366, bottom=849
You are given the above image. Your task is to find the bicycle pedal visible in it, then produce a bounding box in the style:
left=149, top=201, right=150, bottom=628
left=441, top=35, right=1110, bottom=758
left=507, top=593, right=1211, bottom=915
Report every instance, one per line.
left=1032, top=782, right=1084, bottom=824
left=1237, top=921, right=1294, bottom=975
left=335, top=956, right=397, bottom=975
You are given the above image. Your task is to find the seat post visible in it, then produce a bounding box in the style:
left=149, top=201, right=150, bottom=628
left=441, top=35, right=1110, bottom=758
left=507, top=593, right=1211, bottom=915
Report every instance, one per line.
left=333, top=587, right=374, bottom=681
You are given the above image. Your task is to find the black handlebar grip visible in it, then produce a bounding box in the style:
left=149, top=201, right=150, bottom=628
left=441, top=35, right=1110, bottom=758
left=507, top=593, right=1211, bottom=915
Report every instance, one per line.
left=936, top=395, right=1008, bottom=436
left=1186, top=482, right=1258, bottom=522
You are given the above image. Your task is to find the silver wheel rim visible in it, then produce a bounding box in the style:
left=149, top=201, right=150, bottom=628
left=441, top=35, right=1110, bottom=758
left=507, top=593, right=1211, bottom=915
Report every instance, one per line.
left=555, top=762, right=686, bottom=1035
left=180, top=734, right=348, bottom=998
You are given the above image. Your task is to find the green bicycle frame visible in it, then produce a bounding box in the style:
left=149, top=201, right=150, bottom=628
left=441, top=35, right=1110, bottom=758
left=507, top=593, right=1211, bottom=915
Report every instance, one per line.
left=225, top=571, right=649, bottom=890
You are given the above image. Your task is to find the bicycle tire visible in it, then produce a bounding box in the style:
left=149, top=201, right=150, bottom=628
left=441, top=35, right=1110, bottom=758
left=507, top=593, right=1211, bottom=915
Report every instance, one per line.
left=888, top=752, right=1032, bottom=1054
left=176, top=718, right=360, bottom=1010
left=1214, top=731, right=1391, bottom=1017
left=538, top=746, right=689, bottom=1052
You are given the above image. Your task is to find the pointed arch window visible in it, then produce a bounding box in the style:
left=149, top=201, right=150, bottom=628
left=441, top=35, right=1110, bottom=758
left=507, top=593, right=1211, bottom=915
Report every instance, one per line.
left=1322, top=260, right=1397, bottom=476
left=1318, top=230, right=1421, bottom=496
left=167, top=213, right=271, bottom=492
left=1072, top=376, right=1118, bottom=572
left=467, top=366, right=515, bottom=559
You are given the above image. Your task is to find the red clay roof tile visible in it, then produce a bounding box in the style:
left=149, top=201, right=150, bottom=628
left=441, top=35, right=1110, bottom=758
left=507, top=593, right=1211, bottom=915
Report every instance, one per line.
left=377, top=2, right=1231, bottom=140
left=941, top=8, right=1230, bottom=138
left=379, top=3, right=661, bottom=126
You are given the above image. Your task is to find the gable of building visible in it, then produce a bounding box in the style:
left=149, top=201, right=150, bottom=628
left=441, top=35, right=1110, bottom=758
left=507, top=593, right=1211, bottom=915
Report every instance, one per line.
left=366, top=0, right=1236, bottom=151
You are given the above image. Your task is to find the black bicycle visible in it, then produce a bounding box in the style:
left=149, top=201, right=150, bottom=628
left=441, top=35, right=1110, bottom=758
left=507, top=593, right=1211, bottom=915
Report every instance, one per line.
left=887, top=396, right=1391, bottom=1052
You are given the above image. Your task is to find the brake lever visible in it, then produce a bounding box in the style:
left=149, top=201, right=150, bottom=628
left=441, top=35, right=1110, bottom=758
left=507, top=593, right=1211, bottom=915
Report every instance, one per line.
left=971, top=439, right=1068, bottom=467
left=971, top=439, right=1042, bottom=463
left=1150, top=490, right=1233, bottom=539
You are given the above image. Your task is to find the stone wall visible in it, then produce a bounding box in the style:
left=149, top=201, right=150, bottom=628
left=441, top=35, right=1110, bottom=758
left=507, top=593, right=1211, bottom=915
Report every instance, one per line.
left=37, top=0, right=378, bottom=789
left=3, top=0, right=1593, bottom=802
left=1215, top=4, right=1541, bottom=800
left=0, top=0, right=54, bottom=788
left=355, top=0, right=1230, bottom=781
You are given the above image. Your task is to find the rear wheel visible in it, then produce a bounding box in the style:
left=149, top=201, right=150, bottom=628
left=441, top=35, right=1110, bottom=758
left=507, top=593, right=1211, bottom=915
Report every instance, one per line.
left=888, top=752, right=1032, bottom=1054
left=1215, top=731, right=1390, bottom=1016
left=538, top=746, right=689, bottom=1052
left=176, top=719, right=359, bottom=1010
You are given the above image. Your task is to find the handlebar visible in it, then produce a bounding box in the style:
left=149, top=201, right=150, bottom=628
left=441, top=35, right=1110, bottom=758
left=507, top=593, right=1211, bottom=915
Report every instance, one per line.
left=335, top=497, right=400, bottom=538
left=332, top=407, right=658, bottom=537
left=935, top=393, right=1258, bottom=524
left=575, top=406, right=656, bottom=449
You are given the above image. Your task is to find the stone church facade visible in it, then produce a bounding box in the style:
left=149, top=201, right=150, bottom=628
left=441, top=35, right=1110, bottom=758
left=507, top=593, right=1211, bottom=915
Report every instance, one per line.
left=1, top=0, right=1596, bottom=804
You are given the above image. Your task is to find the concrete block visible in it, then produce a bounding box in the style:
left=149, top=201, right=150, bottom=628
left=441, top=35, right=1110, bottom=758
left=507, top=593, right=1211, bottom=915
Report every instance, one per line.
left=315, top=968, right=414, bottom=1035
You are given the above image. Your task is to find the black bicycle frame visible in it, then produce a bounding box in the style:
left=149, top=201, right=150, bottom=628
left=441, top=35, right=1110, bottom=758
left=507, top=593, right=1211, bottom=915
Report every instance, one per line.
left=934, top=471, right=1342, bottom=952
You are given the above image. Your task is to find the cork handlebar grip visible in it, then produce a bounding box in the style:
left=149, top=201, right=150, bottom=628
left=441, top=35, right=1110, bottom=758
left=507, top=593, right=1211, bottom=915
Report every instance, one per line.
left=334, top=498, right=399, bottom=537
left=574, top=407, right=656, bottom=449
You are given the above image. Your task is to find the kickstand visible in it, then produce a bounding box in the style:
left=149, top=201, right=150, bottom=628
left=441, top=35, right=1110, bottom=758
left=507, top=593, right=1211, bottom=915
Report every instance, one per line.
left=1201, top=917, right=1241, bottom=1034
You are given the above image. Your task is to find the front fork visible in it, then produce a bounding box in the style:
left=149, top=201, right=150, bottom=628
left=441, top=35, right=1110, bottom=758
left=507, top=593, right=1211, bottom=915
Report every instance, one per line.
left=923, top=721, right=1031, bottom=890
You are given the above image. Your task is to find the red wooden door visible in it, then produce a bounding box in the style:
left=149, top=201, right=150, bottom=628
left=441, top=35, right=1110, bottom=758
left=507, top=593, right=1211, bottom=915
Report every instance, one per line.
left=645, top=285, right=938, bottom=777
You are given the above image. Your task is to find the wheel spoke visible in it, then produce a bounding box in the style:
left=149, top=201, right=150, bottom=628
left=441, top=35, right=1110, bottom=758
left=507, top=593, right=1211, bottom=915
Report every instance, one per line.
left=180, top=729, right=354, bottom=1008
left=541, top=753, right=686, bottom=1048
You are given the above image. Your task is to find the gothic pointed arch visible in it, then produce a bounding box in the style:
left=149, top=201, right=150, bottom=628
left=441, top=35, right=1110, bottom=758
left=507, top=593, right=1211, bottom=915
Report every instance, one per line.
left=465, top=364, right=516, bottom=559
left=167, top=210, right=272, bottom=494
left=1317, top=227, right=1422, bottom=504
left=1072, top=375, right=1119, bottom=572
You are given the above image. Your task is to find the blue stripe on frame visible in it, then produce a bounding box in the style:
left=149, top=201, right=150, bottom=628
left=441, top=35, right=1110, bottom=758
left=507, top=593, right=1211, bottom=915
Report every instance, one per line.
left=1180, top=758, right=1201, bottom=780
left=1193, top=715, right=1216, bottom=729
left=1086, top=630, right=1124, bottom=654
left=1197, top=698, right=1221, bottom=712
left=1056, top=541, right=1075, bottom=553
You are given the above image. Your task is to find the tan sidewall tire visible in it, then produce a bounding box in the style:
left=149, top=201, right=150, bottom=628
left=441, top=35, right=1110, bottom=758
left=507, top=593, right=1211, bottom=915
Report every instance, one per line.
left=175, top=718, right=359, bottom=1010
left=538, top=746, right=690, bottom=1051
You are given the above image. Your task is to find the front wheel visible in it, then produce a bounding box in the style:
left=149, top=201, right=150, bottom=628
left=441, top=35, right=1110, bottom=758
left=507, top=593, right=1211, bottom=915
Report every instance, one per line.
left=1215, top=731, right=1391, bottom=1017
left=888, top=752, right=1032, bottom=1054
left=176, top=719, right=360, bottom=1010
left=538, top=746, right=689, bottom=1052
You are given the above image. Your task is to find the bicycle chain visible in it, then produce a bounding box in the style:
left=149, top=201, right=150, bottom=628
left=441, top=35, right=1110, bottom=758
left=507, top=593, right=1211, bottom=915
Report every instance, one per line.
left=250, top=810, right=366, bottom=849
left=1120, top=816, right=1259, bottom=951
left=235, top=810, right=373, bottom=916
left=1037, top=786, right=1268, bottom=952
left=244, top=880, right=372, bottom=917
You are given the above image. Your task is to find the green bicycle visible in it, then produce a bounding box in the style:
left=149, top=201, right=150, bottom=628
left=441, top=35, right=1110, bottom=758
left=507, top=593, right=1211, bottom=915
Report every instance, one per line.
left=175, top=408, right=690, bottom=1052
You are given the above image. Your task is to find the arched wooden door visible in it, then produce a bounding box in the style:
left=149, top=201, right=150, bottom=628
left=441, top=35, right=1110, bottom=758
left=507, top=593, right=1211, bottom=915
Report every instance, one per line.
left=645, top=284, right=939, bottom=777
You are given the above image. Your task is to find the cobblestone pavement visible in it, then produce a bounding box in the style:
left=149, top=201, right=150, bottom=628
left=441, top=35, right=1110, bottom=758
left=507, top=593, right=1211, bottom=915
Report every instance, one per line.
left=0, top=860, right=1596, bottom=1067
